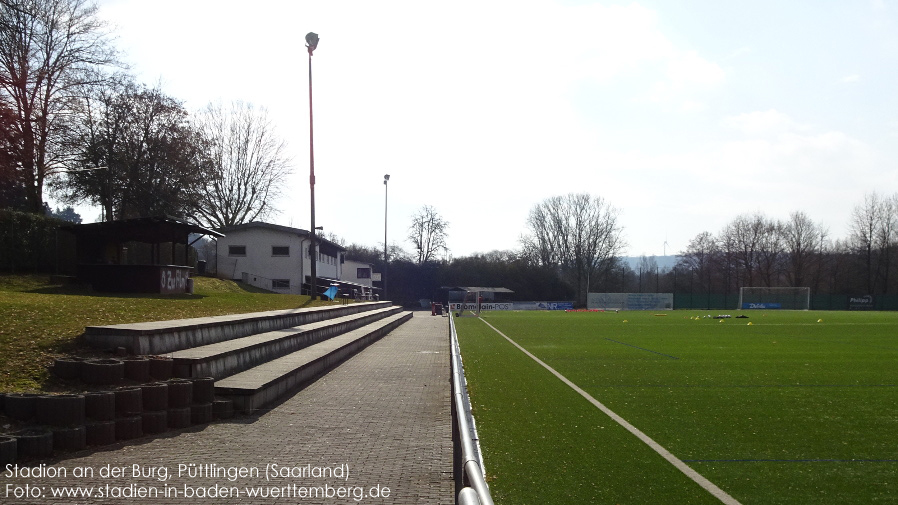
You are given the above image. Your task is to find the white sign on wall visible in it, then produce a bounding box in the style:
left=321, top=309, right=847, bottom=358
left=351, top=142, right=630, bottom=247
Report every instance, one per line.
left=448, top=301, right=574, bottom=311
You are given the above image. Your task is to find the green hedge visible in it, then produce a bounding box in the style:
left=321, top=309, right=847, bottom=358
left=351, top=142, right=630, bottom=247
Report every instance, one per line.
left=0, top=210, right=75, bottom=274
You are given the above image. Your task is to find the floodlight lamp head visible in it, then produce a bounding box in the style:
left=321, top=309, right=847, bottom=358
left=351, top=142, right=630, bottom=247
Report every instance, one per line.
left=305, top=32, right=319, bottom=54
left=384, top=174, right=390, bottom=183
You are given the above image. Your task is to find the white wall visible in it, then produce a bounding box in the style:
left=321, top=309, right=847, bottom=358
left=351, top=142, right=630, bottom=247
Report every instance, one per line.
left=342, top=259, right=374, bottom=287
left=216, top=227, right=305, bottom=294
left=216, top=225, right=345, bottom=295
left=311, top=244, right=340, bottom=280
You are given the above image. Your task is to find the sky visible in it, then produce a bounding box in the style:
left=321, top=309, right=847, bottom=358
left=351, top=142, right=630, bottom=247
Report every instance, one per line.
left=65, top=0, right=898, bottom=258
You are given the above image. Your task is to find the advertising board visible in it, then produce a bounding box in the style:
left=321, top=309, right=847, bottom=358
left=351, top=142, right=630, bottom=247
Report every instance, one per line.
left=587, top=293, right=673, bottom=311
left=848, top=295, right=874, bottom=310
left=447, top=301, right=574, bottom=311
left=741, top=302, right=782, bottom=309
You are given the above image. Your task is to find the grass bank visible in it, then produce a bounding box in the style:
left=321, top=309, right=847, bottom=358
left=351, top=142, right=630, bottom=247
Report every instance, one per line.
left=0, top=274, right=339, bottom=392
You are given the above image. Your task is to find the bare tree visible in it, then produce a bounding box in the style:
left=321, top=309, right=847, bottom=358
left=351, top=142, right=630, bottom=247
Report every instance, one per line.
left=756, top=217, right=785, bottom=287
left=0, top=0, right=118, bottom=213
left=520, top=195, right=566, bottom=267
left=849, top=192, right=882, bottom=293
left=721, top=213, right=770, bottom=287
left=407, top=205, right=449, bottom=264
left=191, top=101, right=292, bottom=228
left=637, top=255, right=658, bottom=292
left=679, top=232, right=717, bottom=279
left=875, top=194, right=898, bottom=292
left=521, top=193, right=625, bottom=305
left=677, top=231, right=719, bottom=302
left=783, top=211, right=828, bottom=289
left=848, top=192, right=897, bottom=293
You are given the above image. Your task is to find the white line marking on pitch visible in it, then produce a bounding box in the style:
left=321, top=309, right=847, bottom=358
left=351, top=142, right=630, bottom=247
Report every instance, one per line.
left=478, top=317, right=743, bottom=505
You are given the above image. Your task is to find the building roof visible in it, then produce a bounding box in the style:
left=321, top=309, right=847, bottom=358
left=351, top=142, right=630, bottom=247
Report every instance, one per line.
left=442, top=286, right=515, bottom=293
left=64, top=215, right=223, bottom=243
left=216, top=221, right=346, bottom=252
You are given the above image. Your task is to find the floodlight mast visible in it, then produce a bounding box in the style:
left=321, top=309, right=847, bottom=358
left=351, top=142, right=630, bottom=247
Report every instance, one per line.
left=306, top=32, right=319, bottom=299
left=384, top=174, right=390, bottom=299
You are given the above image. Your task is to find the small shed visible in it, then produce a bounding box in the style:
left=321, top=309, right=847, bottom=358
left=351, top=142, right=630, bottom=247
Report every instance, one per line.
left=64, top=215, right=223, bottom=294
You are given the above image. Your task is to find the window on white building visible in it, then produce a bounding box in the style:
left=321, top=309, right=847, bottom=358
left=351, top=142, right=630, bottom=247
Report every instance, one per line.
left=229, top=245, right=246, bottom=256
left=272, top=279, right=290, bottom=289
left=357, top=268, right=371, bottom=279
left=272, top=246, right=289, bottom=256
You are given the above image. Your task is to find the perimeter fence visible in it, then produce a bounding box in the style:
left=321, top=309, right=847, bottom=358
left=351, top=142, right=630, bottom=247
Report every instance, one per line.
left=672, top=293, right=898, bottom=311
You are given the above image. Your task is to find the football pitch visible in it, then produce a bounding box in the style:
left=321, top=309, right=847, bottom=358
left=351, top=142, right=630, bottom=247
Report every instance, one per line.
left=454, top=310, right=898, bottom=504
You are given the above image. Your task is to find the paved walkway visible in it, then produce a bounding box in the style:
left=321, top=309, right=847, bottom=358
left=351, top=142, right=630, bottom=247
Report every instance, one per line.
left=3, top=313, right=453, bottom=505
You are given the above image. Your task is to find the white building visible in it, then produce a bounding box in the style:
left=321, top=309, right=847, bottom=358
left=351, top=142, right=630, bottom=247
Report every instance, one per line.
left=342, top=259, right=377, bottom=300
left=214, top=222, right=375, bottom=298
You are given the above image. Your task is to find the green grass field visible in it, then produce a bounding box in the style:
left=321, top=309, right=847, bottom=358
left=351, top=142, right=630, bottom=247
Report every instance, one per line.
left=455, top=310, right=898, bottom=505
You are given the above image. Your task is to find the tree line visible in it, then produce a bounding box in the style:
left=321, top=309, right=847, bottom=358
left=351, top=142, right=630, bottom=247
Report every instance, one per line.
left=0, top=0, right=290, bottom=228
left=342, top=194, right=627, bottom=307
left=351, top=191, right=898, bottom=308
left=670, top=192, right=898, bottom=298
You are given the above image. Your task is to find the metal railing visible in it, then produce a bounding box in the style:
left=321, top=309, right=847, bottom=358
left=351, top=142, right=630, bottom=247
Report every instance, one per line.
left=450, top=312, right=495, bottom=505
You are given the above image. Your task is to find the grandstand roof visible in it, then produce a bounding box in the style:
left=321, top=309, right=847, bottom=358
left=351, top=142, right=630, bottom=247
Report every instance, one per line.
left=441, top=286, right=515, bottom=293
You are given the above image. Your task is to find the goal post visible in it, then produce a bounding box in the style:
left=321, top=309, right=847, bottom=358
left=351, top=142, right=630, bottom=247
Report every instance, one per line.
left=738, top=287, right=810, bottom=310
left=454, top=290, right=482, bottom=317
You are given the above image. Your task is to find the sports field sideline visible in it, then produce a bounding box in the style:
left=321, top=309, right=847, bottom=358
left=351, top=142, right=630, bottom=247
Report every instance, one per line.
left=455, top=310, right=898, bottom=504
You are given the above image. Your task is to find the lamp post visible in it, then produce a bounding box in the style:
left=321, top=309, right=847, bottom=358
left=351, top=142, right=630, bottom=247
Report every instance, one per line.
left=306, top=32, right=319, bottom=299
left=383, top=174, right=390, bottom=300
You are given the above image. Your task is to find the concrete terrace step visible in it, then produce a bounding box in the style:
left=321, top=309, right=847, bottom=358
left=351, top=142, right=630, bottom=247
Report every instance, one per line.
left=215, top=311, right=414, bottom=414
left=83, top=301, right=393, bottom=354
left=169, top=306, right=404, bottom=379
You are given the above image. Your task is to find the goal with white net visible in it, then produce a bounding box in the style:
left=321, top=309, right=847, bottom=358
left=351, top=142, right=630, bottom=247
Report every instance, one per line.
left=738, top=287, right=810, bottom=310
